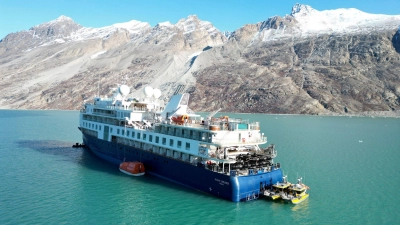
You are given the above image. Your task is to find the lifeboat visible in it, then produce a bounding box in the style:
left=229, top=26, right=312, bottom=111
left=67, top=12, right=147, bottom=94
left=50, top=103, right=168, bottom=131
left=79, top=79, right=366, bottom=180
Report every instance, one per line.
left=171, top=114, right=189, bottom=125
left=119, top=161, right=145, bottom=176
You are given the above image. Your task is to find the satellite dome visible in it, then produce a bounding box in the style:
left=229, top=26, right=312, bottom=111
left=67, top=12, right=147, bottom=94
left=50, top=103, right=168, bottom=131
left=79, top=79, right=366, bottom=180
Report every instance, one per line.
left=119, top=85, right=130, bottom=96
left=144, top=86, right=154, bottom=97
left=153, top=88, right=161, bottom=99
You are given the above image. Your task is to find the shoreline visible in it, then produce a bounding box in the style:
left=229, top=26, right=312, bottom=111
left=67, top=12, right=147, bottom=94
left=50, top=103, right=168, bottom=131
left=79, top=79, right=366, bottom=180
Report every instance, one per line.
left=199, top=110, right=400, bottom=118
left=1, top=108, right=399, bottom=118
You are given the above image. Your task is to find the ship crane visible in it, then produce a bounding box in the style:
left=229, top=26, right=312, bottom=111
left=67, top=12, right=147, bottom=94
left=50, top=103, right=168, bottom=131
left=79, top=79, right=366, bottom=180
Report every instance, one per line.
left=207, top=108, right=222, bottom=121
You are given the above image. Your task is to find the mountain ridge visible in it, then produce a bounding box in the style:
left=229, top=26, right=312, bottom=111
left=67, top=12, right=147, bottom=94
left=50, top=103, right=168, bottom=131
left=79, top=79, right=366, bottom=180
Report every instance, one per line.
left=0, top=4, right=399, bottom=117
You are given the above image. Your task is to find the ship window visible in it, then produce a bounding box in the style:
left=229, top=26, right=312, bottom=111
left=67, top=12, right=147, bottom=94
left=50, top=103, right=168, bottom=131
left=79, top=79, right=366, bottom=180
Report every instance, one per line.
left=122, top=130, right=125, bottom=135
left=162, top=138, right=166, bottom=145
left=186, top=143, right=190, bottom=150
left=127, top=131, right=130, bottom=136
left=117, top=129, right=120, bottom=135
left=169, top=139, right=173, bottom=147
left=149, top=135, right=153, bottom=142
left=155, top=136, right=159, bottom=143
left=177, top=141, right=182, bottom=148
left=99, top=126, right=101, bottom=131
left=143, top=134, right=147, bottom=140
left=132, top=132, right=135, bottom=138
left=137, top=133, right=141, bottom=139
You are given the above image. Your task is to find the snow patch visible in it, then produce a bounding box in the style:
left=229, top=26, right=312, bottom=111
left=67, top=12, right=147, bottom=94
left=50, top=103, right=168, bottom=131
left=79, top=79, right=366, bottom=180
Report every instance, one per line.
left=112, top=20, right=150, bottom=34
left=223, top=31, right=232, bottom=38
left=158, top=21, right=173, bottom=27
left=91, top=50, right=107, bottom=59
left=37, top=38, right=67, bottom=47
left=176, top=15, right=219, bottom=35
left=291, top=4, right=315, bottom=16
left=71, top=20, right=150, bottom=41
left=55, top=15, right=73, bottom=22
left=54, top=38, right=65, bottom=43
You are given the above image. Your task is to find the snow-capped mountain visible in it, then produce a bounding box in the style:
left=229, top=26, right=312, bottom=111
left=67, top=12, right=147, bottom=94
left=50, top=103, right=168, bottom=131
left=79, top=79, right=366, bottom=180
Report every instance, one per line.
left=1, top=14, right=225, bottom=54
left=0, top=16, right=152, bottom=52
left=176, top=15, right=220, bottom=36
left=0, top=4, right=399, bottom=117
left=70, top=20, right=151, bottom=41
left=0, top=15, right=83, bottom=52
left=290, top=4, right=400, bottom=34
left=30, top=15, right=82, bottom=39
left=252, top=4, right=400, bottom=42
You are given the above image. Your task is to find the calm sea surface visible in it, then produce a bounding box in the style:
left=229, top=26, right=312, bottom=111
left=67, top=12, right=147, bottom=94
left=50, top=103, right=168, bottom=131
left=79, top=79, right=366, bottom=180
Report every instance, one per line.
left=0, top=110, right=399, bottom=224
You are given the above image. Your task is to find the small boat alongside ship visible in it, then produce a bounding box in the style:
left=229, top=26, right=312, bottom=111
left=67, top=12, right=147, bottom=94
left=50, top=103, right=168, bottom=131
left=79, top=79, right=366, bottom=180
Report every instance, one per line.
left=119, top=161, right=145, bottom=176
left=280, top=177, right=309, bottom=204
left=263, top=175, right=291, bottom=200
left=72, top=143, right=85, bottom=148
left=78, top=84, right=309, bottom=202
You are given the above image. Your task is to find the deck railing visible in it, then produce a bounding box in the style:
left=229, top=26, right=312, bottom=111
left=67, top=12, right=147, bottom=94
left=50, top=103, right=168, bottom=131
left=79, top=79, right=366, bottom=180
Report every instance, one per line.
left=212, top=136, right=267, bottom=146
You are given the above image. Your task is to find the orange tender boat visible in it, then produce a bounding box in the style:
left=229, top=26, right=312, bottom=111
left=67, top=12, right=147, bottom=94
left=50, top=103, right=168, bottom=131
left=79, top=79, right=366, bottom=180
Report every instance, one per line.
left=119, top=161, right=145, bottom=176
left=171, top=114, right=189, bottom=125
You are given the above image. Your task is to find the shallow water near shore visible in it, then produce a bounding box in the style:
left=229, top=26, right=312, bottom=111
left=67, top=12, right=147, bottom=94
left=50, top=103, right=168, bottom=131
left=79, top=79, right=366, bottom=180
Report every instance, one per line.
left=1, top=110, right=399, bottom=224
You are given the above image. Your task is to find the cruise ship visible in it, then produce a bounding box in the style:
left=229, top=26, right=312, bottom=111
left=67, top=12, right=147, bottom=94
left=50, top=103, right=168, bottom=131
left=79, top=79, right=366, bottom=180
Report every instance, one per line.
left=79, top=85, right=284, bottom=202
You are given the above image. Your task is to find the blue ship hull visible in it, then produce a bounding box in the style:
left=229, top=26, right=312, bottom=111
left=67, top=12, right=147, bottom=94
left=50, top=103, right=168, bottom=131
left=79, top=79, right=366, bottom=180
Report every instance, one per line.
left=82, top=133, right=283, bottom=202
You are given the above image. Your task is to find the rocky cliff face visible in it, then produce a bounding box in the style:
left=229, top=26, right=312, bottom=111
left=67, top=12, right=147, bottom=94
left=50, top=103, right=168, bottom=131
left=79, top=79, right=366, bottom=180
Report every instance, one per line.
left=1, top=5, right=399, bottom=116
left=0, top=16, right=82, bottom=55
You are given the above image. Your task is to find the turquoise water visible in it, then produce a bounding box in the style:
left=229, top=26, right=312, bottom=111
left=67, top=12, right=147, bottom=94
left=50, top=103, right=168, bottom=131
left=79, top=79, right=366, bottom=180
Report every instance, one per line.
left=0, top=110, right=399, bottom=224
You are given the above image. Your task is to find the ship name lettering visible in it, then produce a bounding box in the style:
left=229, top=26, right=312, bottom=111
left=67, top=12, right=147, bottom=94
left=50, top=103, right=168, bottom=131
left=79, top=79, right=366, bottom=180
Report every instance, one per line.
left=215, top=178, right=229, bottom=185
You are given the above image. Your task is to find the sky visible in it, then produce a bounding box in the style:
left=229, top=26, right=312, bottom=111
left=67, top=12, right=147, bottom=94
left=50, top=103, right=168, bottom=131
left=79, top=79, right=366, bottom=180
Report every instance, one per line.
left=1, top=0, right=399, bottom=39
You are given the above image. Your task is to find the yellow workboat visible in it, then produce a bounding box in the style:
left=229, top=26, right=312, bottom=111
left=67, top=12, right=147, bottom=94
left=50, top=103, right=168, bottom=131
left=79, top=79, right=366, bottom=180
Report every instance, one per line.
left=281, top=177, right=309, bottom=204
left=264, top=175, right=291, bottom=200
